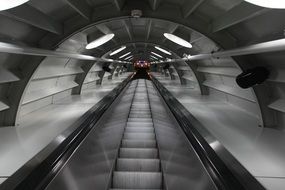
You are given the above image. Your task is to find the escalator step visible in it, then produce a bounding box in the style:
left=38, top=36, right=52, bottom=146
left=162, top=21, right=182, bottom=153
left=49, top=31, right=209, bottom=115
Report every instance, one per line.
left=129, top=111, right=151, bottom=114
left=116, top=158, right=160, bottom=172
left=119, top=148, right=158, bottom=158
left=128, top=118, right=152, bottom=122
left=127, top=123, right=153, bottom=128
left=125, top=127, right=154, bottom=133
left=128, top=115, right=152, bottom=118
left=110, top=189, right=161, bottom=190
left=112, top=172, right=162, bottom=189
left=123, top=133, right=155, bottom=140
left=121, top=140, right=157, bottom=148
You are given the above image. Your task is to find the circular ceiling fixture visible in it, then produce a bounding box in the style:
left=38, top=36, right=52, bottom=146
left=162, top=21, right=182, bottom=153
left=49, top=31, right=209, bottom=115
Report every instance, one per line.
left=155, top=46, right=172, bottom=55
left=0, top=0, right=29, bottom=11
left=86, top=33, right=115, bottom=50
left=164, top=33, right=192, bottom=48
left=110, top=46, right=126, bottom=56
left=244, top=0, right=285, bottom=9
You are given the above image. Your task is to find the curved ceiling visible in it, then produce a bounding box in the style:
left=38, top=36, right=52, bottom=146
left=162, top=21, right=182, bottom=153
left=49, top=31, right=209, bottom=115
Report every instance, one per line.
left=0, top=0, right=285, bottom=129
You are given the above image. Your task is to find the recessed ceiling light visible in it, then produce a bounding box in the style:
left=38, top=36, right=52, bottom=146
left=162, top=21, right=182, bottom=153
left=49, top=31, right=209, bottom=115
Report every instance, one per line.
left=0, top=0, right=29, bottom=11
left=164, top=33, right=192, bottom=48
left=151, top=52, right=163, bottom=58
left=244, top=0, right=285, bottom=9
left=124, top=55, right=133, bottom=60
left=86, top=33, right=115, bottom=50
left=119, top=52, right=131, bottom=59
left=155, top=46, right=172, bottom=55
left=110, top=46, right=126, bottom=56
left=150, top=56, right=158, bottom=60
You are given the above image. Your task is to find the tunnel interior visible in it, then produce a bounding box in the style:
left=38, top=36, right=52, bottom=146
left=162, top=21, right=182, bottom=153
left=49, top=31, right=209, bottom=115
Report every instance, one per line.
left=0, top=0, right=285, bottom=189
left=132, top=68, right=151, bottom=80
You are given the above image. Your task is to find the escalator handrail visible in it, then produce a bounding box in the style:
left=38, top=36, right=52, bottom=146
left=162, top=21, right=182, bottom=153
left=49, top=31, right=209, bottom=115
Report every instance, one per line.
left=0, top=76, right=132, bottom=190
left=151, top=76, right=265, bottom=190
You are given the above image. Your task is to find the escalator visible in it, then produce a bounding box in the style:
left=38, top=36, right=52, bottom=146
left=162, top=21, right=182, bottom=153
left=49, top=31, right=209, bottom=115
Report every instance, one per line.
left=111, top=79, right=162, bottom=189
left=0, top=78, right=265, bottom=190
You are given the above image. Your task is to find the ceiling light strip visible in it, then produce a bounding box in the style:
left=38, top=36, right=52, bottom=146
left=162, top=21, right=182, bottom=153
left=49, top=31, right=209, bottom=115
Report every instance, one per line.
left=119, top=52, right=131, bottom=59
left=110, top=46, right=126, bottom=56
left=152, top=38, right=285, bottom=63
left=0, top=42, right=128, bottom=64
left=124, top=55, right=133, bottom=60
left=151, top=52, right=163, bottom=58
left=155, top=46, right=172, bottom=55
left=2, top=38, right=285, bottom=64
left=150, top=55, right=158, bottom=60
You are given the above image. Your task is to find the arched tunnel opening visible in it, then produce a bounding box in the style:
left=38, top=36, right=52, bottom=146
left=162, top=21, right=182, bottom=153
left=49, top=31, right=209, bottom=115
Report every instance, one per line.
left=0, top=1, right=284, bottom=190
left=132, top=60, right=151, bottom=80
left=132, top=68, right=151, bottom=80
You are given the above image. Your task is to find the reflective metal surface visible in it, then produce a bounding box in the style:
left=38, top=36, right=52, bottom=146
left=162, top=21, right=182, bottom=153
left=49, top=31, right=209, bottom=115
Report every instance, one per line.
left=45, top=81, right=137, bottom=190
left=147, top=80, right=217, bottom=190
left=0, top=77, right=132, bottom=190
left=152, top=76, right=266, bottom=190
left=0, top=42, right=128, bottom=63
left=1, top=78, right=268, bottom=190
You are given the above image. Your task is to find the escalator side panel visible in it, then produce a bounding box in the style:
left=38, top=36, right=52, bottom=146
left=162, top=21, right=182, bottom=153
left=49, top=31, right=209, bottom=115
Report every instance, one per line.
left=146, top=81, right=217, bottom=190
left=45, top=81, right=138, bottom=190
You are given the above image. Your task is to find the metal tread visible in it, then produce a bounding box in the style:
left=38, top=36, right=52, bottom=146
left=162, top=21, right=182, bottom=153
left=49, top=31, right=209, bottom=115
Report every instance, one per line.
left=125, top=127, right=154, bottom=133
left=112, top=171, right=162, bottom=189
left=116, top=158, right=160, bottom=172
left=111, top=80, right=162, bottom=190
left=123, top=132, right=155, bottom=140
left=119, top=148, right=158, bottom=159
left=121, top=140, right=157, bottom=148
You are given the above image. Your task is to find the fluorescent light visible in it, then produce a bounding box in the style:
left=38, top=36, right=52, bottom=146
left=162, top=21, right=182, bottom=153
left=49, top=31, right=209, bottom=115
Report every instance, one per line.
left=124, top=55, right=133, bottom=60
left=0, top=0, right=29, bottom=11
left=244, top=0, right=285, bottom=9
left=155, top=46, right=172, bottom=55
left=119, top=52, right=131, bottom=59
left=150, top=56, right=158, bottom=60
left=151, top=52, right=163, bottom=58
left=86, top=34, right=114, bottom=49
left=110, top=46, right=126, bottom=56
left=164, top=33, right=192, bottom=48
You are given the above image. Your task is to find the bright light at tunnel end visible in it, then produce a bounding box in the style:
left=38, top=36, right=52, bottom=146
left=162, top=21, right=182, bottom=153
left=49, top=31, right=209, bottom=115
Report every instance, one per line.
left=164, top=33, right=192, bottom=48
left=0, top=0, right=29, bottom=11
left=86, top=34, right=115, bottom=50
left=244, top=0, right=285, bottom=9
